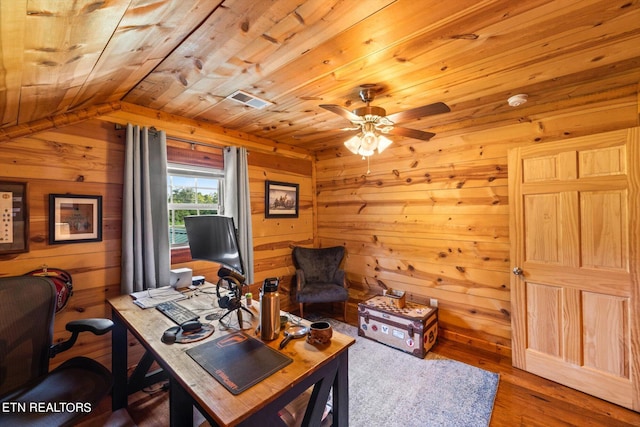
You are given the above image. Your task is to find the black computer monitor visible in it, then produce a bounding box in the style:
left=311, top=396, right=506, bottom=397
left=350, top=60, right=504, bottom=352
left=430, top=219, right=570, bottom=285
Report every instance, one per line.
left=184, top=215, right=245, bottom=277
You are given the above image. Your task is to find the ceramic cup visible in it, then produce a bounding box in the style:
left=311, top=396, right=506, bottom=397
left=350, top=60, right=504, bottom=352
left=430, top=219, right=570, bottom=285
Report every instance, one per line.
left=280, top=315, right=289, bottom=330
left=307, top=321, right=333, bottom=345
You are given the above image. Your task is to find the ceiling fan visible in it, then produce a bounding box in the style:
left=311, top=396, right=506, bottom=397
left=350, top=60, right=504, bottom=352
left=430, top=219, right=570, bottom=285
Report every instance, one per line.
left=296, top=84, right=450, bottom=157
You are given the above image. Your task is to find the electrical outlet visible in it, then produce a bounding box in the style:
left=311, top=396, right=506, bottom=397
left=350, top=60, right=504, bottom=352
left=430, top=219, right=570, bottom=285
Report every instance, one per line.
left=430, top=298, right=438, bottom=307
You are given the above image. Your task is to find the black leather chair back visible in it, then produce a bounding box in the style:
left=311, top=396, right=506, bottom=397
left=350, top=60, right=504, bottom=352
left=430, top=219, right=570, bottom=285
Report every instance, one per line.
left=0, top=276, right=57, bottom=396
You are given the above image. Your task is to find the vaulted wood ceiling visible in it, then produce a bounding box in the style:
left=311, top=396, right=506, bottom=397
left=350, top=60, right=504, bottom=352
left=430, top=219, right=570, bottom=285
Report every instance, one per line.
left=1, top=0, right=639, bottom=153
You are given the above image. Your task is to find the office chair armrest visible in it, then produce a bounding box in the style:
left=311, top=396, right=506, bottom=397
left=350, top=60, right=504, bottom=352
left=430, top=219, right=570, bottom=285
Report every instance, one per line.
left=50, top=318, right=114, bottom=358
left=67, top=318, right=114, bottom=335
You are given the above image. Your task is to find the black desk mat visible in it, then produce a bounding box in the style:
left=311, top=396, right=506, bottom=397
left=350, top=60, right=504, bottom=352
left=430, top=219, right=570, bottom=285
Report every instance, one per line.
left=186, top=332, right=292, bottom=395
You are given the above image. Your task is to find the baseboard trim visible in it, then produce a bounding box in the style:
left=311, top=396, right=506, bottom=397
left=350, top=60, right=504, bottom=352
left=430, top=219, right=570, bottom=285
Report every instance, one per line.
left=438, top=329, right=512, bottom=357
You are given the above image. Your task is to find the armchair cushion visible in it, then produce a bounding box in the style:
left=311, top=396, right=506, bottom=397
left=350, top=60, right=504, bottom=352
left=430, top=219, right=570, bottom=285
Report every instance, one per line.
left=295, top=281, right=348, bottom=303
left=292, top=246, right=345, bottom=284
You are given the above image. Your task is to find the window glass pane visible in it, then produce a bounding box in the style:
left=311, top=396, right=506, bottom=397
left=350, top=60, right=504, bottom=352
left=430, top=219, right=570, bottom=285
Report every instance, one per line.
left=173, top=176, right=196, bottom=187
left=167, top=165, right=223, bottom=248
left=171, top=187, right=198, bottom=204
left=198, top=178, right=218, bottom=188
left=171, top=223, right=188, bottom=246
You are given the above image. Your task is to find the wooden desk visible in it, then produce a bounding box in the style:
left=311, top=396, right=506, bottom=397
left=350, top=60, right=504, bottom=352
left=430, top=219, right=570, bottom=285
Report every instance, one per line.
left=108, top=287, right=354, bottom=427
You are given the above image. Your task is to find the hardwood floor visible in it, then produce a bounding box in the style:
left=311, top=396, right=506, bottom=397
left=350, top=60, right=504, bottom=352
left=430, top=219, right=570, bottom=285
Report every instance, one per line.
left=79, top=311, right=640, bottom=427
left=436, top=338, right=640, bottom=427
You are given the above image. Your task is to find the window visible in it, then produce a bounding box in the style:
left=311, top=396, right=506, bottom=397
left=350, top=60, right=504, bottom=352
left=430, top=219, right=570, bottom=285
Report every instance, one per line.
left=167, top=163, right=224, bottom=248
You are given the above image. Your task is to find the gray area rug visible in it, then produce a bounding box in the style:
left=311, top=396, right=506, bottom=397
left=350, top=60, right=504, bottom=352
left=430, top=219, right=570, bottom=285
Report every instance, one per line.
left=327, top=318, right=499, bottom=427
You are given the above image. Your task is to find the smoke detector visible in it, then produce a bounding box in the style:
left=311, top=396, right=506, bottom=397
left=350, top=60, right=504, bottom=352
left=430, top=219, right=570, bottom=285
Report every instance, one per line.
left=507, top=94, right=528, bottom=107
left=226, top=90, right=272, bottom=109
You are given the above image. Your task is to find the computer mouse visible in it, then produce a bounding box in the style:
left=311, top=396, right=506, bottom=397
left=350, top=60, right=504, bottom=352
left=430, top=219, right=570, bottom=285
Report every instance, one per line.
left=161, top=326, right=180, bottom=344
left=181, top=320, right=203, bottom=333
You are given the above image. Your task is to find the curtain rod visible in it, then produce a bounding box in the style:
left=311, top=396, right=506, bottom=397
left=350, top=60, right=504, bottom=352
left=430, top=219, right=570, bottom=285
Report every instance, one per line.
left=120, top=124, right=233, bottom=152
left=149, top=126, right=227, bottom=151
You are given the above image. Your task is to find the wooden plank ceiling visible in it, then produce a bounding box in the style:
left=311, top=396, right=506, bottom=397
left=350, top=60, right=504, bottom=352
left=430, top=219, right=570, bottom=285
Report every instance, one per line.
left=1, top=0, right=639, bottom=153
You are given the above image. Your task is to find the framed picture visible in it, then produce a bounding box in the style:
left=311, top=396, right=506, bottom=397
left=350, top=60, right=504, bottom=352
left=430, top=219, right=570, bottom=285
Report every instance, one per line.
left=49, top=194, right=102, bottom=244
left=265, top=181, right=299, bottom=218
left=0, top=181, right=28, bottom=255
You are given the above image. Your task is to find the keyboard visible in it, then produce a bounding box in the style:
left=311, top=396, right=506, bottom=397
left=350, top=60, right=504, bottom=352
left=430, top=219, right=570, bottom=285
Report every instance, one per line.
left=155, top=300, right=200, bottom=325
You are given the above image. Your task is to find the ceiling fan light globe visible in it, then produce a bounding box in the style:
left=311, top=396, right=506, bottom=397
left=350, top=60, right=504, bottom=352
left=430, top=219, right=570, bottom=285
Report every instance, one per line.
left=358, top=146, right=375, bottom=157
left=377, top=135, right=393, bottom=153
left=361, top=133, right=378, bottom=150
left=344, top=135, right=362, bottom=155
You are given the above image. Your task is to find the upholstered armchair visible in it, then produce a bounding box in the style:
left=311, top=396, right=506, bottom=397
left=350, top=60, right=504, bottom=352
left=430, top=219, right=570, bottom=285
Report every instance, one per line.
left=292, top=246, right=349, bottom=320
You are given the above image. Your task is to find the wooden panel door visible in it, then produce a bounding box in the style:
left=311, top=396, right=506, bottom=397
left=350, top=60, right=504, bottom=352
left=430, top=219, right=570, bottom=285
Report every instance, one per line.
left=508, top=128, right=640, bottom=410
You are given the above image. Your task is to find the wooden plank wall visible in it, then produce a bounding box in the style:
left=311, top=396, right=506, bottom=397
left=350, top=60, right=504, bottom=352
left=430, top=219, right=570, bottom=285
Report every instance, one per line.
left=0, top=120, right=125, bottom=368
left=247, top=151, right=314, bottom=304
left=315, top=88, right=640, bottom=354
left=0, top=118, right=313, bottom=369
left=1, top=87, right=637, bottom=373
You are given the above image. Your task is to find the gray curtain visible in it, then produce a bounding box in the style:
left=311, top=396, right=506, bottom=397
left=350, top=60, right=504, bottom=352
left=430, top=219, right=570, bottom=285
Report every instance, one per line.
left=223, top=146, right=254, bottom=283
left=121, top=124, right=170, bottom=294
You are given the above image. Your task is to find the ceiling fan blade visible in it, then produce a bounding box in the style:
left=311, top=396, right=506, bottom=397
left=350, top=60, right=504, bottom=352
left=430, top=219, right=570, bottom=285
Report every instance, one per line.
left=320, top=104, right=363, bottom=122
left=386, top=126, right=436, bottom=141
left=292, top=128, right=358, bottom=139
left=386, top=102, right=450, bottom=123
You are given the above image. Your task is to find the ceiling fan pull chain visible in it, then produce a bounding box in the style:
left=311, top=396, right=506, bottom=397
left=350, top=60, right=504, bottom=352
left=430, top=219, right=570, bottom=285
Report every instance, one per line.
left=366, top=156, right=371, bottom=174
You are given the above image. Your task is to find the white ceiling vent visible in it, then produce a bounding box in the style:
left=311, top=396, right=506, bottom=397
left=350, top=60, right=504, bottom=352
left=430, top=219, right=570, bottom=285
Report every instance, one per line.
left=226, top=90, right=272, bottom=109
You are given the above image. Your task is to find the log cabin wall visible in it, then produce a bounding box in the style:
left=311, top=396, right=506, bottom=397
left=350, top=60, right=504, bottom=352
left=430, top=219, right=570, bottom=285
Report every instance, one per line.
left=0, top=117, right=313, bottom=370
left=0, top=120, right=125, bottom=369
left=246, top=151, right=314, bottom=303
left=315, top=87, right=640, bottom=355
left=1, top=86, right=637, bottom=371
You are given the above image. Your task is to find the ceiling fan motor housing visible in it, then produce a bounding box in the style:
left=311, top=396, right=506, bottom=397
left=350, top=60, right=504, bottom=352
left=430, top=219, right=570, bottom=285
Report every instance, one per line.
left=353, top=105, right=387, bottom=118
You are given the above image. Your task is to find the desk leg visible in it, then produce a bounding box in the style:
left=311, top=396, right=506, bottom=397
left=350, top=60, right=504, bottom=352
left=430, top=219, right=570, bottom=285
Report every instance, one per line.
left=170, top=377, right=194, bottom=427
left=332, top=351, right=349, bottom=427
left=111, top=309, right=129, bottom=411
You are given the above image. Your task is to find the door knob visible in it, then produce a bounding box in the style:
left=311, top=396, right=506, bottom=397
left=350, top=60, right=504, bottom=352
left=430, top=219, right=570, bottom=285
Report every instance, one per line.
left=512, top=267, right=523, bottom=276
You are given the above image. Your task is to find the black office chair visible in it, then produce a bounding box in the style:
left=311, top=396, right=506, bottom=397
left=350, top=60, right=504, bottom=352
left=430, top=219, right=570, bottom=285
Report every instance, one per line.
left=293, top=246, right=349, bottom=321
left=0, top=276, right=113, bottom=426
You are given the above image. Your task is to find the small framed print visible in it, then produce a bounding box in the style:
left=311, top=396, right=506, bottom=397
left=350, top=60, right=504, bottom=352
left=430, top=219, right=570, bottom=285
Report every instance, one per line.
left=49, top=194, right=102, bottom=244
left=265, top=181, right=299, bottom=218
left=0, top=181, right=28, bottom=255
